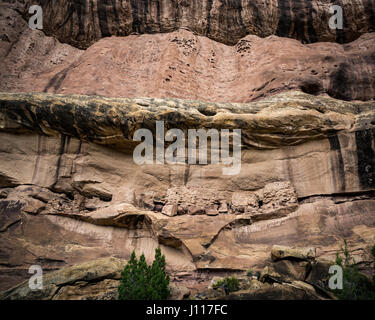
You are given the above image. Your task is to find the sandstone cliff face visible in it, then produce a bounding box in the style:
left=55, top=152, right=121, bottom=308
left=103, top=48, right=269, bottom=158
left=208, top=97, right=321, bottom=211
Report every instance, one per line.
left=1, top=92, right=375, bottom=293
left=2, top=2, right=375, bottom=102
left=2, top=26, right=375, bottom=102
left=38, top=31, right=375, bottom=102
left=1, top=0, right=375, bottom=300
left=10, top=0, right=375, bottom=48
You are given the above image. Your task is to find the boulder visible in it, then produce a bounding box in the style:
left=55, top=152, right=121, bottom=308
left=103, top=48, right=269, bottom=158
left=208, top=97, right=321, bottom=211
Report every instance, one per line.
left=221, top=284, right=323, bottom=300
left=0, top=257, right=125, bottom=300
left=271, top=245, right=316, bottom=262
left=259, top=266, right=283, bottom=284
left=305, top=259, right=334, bottom=289
left=272, top=260, right=310, bottom=282
left=169, top=283, right=191, bottom=300
left=162, top=204, right=178, bottom=217
left=52, top=279, right=120, bottom=300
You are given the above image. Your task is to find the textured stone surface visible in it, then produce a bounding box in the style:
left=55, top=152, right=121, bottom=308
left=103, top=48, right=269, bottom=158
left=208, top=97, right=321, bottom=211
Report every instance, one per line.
left=1, top=90, right=374, bottom=148
left=1, top=92, right=375, bottom=294
left=1, top=26, right=375, bottom=102
left=271, top=245, right=316, bottom=261
left=0, top=257, right=125, bottom=300
left=38, top=31, right=375, bottom=102
left=1, top=3, right=375, bottom=102
left=7, top=0, right=375, bottom=49
left=1, top=0, right=375, bottom=300
left=197, top=246, right=337, bottom=300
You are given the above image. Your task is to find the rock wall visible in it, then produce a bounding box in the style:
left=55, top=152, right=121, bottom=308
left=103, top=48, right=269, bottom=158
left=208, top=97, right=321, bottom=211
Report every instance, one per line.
left=7, top=0, right=375, bottom=48
left=2, top=3, right=375, bottom=102
left=2, top=28, right=375, bottom=102
left=1, top=92, right=375, bottom=292
left=1, top=0, right=375, bottom=299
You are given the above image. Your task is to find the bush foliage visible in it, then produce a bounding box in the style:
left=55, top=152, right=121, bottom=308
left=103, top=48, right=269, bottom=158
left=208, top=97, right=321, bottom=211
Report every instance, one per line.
left=212, top=276, right=240, bottom=294
left=118, top=248, right=170, bottom=300
left=333, top=240, right=375, bottom=300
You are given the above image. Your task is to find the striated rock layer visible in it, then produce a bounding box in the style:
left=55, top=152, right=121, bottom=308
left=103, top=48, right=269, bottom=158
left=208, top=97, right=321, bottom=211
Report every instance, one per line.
left=8, top=0, right=375, bottom=48
left=1, top=91, right=375, bottom=293
left=1, top=3, right=375, bottom=102
left=1, top=0, right=375, bottom=299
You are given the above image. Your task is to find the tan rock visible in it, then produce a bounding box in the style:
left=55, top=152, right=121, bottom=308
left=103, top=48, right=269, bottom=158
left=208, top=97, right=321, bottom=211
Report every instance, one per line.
left=1, top=91, right=375, bottom=293
left=21, top=198, right=46, bottom=215
left=53, top=279, right=120, bottom=300
left=169, top=283, right=191, bottom=300
left=162, top=204, right=178, bottom=217
left=205, top=207, right=219, bottom=216
left=271, top=245, right=316, bottom=262
left=221, top=284, right=323, bottom=300
left=259, top=266, right=283, bottom=284
left=0, top=257, right=125, bottom=300
left=188, top=207, right=205, bottom=216
left=2, top=14, right=375, bottom=103
left=288, top=281, right=317, bottom=295
left=272, top=260, right=310, bottom=281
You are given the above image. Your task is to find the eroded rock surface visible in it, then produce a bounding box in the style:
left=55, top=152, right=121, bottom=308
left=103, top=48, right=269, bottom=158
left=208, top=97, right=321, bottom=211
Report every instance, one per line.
left=1, top=26, right=375, bottom=102
left=6, top=0, right=375, bottom=49
left=196, top=246, right=337, bottom=300
left=1, top=92, right=375, bottom=294
left=1, top=3, right=375, bottom=102
left=1, top=1, right=375, bottom=299
left=0, top=257, right=125, bottom=300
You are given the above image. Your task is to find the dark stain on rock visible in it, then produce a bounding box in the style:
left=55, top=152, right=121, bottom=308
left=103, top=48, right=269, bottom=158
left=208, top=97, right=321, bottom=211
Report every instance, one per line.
left=276, top=0, right=292, bottom=39
left=97, top=0, right=111, bottom=37
left=156, top=0, right=161, bottom=31
left=206, top=0, right=213, bottom=36
left=355, top=129, right=375, bottom=189
left=366, top=0, right=375, bottom=31
left=24, top=104, right=45, bottom=135
left=328, top=134, right=346, bottom=192
left=277, top=0, right=318, bottom=43
left=111, top=0, right=121, bottom=29
left=328, top=63, right=352, bottom=101
left=304, top=0, right=317, bottom=43
left=51, top=134, right=67, bottom=190
left=334, top=0, right=346, bottom=44
left=0, top=200, right=23, bottom=215
left=28, top=0, right=375, bottom=49
left=73, top=0, right=85, bottom=41
left=236, top=0, right=247, bottom=36
left=130, top=0, right=141, bottom=33
left=142, top=0, right=149, bottom=33
left=32, top=135, right=43, bottom=184
left=44, top=67, right=70, bottom=93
